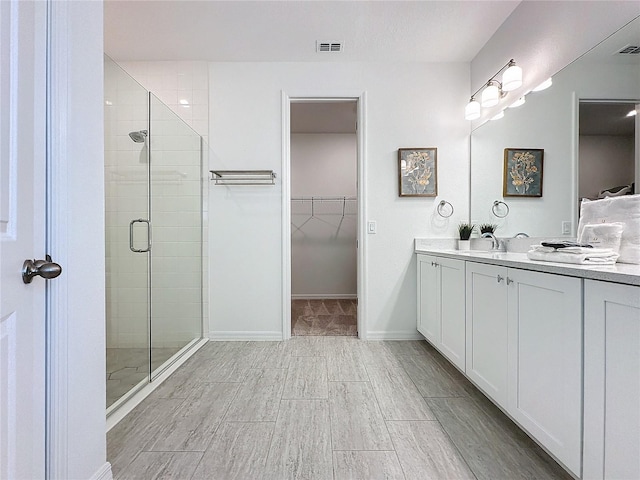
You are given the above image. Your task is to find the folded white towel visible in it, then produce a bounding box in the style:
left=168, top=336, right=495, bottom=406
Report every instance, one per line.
left=527, top=249, right=619, bottom=265
left=531, top=245, right=616, bottom=255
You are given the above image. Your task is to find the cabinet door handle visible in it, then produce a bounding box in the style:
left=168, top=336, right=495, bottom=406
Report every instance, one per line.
left=431, top=262, right=439, bottom=267
left=506, top=277, right=513, bottom=285
left=497, top=275, right=504, bottom=283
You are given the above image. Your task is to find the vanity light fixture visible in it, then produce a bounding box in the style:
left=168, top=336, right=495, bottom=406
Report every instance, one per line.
left=465, top=59, right=522, bottom=120
left=532, top=77, right=553, bottom=92
left=481, top=81, right=501, bottom=107
left=465, top=99, right=481, bottom=120
left=502, top=61, right=523, bottom=91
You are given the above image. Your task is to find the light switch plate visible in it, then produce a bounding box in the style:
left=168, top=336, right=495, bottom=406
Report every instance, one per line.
left=367, top=221, right=377, bottom=234
left=562, top=221, right=571, bottom=235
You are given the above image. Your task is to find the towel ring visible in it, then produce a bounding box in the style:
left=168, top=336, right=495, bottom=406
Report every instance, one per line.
left=436, top=200, right=454, bottom=218
left=492, top=200, right=510, bottom=218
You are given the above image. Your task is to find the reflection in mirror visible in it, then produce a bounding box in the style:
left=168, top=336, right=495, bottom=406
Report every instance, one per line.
left=470, top=17, right=640, bottom=238
left=579, top=102, right=636, bottom=202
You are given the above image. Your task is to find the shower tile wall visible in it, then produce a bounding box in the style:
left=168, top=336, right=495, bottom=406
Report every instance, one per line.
left=120, top=61, right=210, bottom=338
left=149, top=95, right=202, bottom=348
left=118, top=61, right=209, bottom=140
left=105, top=60, right=150, bottom=349
left=105, top=62, right=205, bottom=351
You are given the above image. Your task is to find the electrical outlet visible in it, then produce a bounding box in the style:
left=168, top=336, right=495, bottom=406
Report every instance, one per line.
left=562, top=221, right=571, bottom=235
left=367, top=221, right=377, bottom=234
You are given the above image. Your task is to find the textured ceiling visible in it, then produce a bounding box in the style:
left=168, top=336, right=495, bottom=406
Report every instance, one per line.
left=104, top=1, right=520, bottom=62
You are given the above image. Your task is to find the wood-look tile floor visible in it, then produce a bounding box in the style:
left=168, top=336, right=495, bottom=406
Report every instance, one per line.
left=292, top=299, right=357, bottom=336
left=108, top=338, right=572, bottom=480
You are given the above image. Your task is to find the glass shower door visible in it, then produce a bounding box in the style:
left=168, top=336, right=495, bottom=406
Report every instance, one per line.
left=149, top=94, right=203, bottom=377
left=104, top=55, right=151, bottom=409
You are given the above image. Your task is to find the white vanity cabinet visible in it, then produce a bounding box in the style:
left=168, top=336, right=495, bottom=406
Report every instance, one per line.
left=465, top=262, right=509, bottom=407
left=465, top=262, right=582, bottom=474
left=583, top=280, right=640, bottom=480
left=416, top=254, right=466, bottom=371
left=506, top=268, right=582, bottom=476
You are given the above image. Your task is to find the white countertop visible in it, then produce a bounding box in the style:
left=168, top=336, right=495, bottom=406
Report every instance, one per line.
left=414, top=239, right=640, bottom=287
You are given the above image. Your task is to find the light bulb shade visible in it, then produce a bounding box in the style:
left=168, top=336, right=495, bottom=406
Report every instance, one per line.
left=481, top=84, right=500, bottom=107
left=502, top=64, right=522, bottom=91
left=491, top=110, right=505, bottom=121
left=465, top=100, right=481, bottom=120
left=509, top=96, right=526, bottom=108
left=532, top=77, right=552, bottom=92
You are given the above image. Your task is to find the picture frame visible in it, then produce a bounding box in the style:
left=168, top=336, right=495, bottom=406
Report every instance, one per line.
left=398, top=148, right=437, bottom=197
left=503, top=148, right=544, bottom=197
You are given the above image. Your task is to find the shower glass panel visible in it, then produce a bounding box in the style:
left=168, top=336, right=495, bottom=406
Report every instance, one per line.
left=104, top=55, right=151, bottom=408
left=149, top=94, right=203, bottom=379
left=104, top=55, right=204, bottom=413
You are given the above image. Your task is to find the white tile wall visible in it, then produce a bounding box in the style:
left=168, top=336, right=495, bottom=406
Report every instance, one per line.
left=105, top=57, right=207, bottom=349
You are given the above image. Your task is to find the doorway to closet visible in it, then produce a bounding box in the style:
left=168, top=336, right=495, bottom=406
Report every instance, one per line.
left=290, top=101, right=358, bottom=336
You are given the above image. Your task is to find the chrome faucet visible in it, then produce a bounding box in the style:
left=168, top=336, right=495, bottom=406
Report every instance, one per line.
left=481, top=232, right=506, bottom=252
left=513, top=232, right=529, bottom=238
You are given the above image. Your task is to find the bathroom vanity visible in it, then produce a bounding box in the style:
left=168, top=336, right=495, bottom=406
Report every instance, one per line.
left=415, top=241, right=640, bottom=479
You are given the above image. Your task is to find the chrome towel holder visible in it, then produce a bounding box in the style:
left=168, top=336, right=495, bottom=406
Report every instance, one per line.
left=492, top=200, right=510, bottom=218
left=437, top=200, right=454, bottom=218
left=210, top=170, right=276, bottom=186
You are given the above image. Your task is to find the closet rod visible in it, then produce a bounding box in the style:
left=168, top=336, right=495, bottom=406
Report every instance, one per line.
left=291, top=196, right=357, bottom=202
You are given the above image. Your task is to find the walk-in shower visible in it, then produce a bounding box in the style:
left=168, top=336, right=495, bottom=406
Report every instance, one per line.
left=104, top=55, right=204, bottom=412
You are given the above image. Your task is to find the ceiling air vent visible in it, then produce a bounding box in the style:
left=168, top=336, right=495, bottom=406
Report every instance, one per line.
left=316, top=41, right=343, bottom=53
left=616, top=44, right=640, bottom=55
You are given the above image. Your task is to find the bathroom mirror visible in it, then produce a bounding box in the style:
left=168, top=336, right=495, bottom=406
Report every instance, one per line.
left=470, top=17, right=640, bottom=238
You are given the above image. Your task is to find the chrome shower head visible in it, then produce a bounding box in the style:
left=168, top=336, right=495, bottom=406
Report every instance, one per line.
left=128, top=129, right=148, bottom=143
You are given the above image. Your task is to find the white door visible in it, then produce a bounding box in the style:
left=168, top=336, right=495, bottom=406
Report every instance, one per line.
left=506, top=269, right=582, bottom=476
left=438, top=257, right=465, bottom=371
left=416, top=254, right=439, bottom=342
left=0, top=1, right=49, bottom=478
left=465, top=262, right=508, bottom=407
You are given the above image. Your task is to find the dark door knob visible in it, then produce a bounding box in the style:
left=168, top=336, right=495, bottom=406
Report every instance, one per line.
left=22, top=255, right=62, bottom=284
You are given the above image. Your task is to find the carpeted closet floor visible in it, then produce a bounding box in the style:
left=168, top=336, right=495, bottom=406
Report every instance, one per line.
left=291, top=299, right=357, bottom=336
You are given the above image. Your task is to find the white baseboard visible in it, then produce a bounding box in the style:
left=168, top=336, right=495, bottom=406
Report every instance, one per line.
left=209, top=331, right=284, bottom=341
left=291, top=294, right=357, bottom=300
left=90, top=462, right=113, bottom=480
left=365, top=330, right=424, bottom=340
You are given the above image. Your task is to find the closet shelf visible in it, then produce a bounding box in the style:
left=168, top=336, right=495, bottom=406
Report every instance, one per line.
left=291, top=196, right=357, bottom=202
left=210, top=170, right=276, bottom=186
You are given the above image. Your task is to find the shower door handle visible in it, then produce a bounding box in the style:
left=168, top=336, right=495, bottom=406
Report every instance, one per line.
left=129, top=219, right=151, bottom=253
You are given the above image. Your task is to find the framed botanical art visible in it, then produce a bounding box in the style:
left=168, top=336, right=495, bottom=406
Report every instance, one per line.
left=503, top=148, right=544, bottom=197
left=398, top=148, right=437, bottom=197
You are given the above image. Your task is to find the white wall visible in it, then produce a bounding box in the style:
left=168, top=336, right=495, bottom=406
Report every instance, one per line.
left=291, top=133, right=357, bottom=297
left=470, top=1, right=640, bottom=125
left=209, top=62, right=470, bottom=339
left=579, top=135, right=635, bottom=199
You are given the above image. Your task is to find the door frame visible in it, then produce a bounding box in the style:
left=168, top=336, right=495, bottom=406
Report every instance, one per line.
left=46, top=1, right=109, bottom=478
left=281, top=92, right=368, bottom=339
